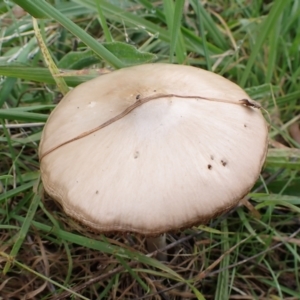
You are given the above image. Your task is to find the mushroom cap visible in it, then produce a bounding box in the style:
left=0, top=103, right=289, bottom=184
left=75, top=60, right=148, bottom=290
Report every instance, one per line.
left=39, top=64, right=268, bottom=236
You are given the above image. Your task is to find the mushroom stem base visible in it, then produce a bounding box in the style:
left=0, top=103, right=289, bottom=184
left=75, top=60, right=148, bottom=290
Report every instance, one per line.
left=146, top=234, right=167, bottom=261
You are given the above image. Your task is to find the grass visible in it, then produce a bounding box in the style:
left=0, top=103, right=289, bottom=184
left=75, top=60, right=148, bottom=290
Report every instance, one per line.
left=1, top=0, right=300, bottom=299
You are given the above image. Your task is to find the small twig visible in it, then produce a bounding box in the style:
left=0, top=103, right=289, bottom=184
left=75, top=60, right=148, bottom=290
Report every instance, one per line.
left=40, top=93, right=261, bottom=159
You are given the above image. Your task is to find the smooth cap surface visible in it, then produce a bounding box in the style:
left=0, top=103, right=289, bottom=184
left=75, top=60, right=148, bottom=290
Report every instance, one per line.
left=39, top=64, right=268, bottom=236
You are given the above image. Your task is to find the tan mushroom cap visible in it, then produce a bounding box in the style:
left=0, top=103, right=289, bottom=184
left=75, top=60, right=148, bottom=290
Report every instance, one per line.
left=39, top=63, right=268, bottom=236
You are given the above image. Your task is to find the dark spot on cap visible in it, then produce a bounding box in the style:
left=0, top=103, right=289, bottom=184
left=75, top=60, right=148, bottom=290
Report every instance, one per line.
left=96, top=190, right=99, bottom=194
left=210, top=155, right=214, bottom=160
left=221, top=160, right=227, bottom=166
left=136, top=94, right=140, bottom=100
left=244, top=124, right=247, bottom=128
left=134, top=151, right=139, bottom=159
left=153, top=90, right=156, bottom=92
left=208, top=164, right=212, bottom=170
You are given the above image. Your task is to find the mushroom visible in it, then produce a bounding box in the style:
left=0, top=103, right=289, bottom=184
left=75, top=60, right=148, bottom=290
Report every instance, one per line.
left=39, top=63, right=268, bottom=260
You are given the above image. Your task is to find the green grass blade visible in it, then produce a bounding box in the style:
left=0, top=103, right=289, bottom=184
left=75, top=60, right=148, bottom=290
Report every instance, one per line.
left=32, top=18, right=69, bottom=95
left=0, top=36, right=37, bottom=108
left=237, top=209, right=265, bottom=245
left=0, top=251, right=89, bottom=299
left=12, top=215, right=184, bottom=281
left=265, top=17, right=280, bottom=83
left=73, top=0, right=221, bottom=56
left=116, top=256, right=149, bottom=292
left=11, top=0, right=46, bottom=18
left=259, top=278, right=300, bottom=297
left=189, top=0, right=228, bottom=50
left=0, top=78, right=17, bottom=108
left=13, top=0, right=125, bottom=69
left=164, top=0, right=185, bottom=63
left=240, top=0, right=292, bottom=86
left=3, top=184, right=40, bottom=274
left=0, top=65, right=98, bottom=86
left=263, top=258, right=284, bottom=299
left=0, top=181, right=35, bottom=203
left=190, top=0, right=212, bottom=70
left=95, top=0, right=113, bottom=42
left=0, top=109, right=48, bottom=122
left=215, top=220, right=229, bottom=300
